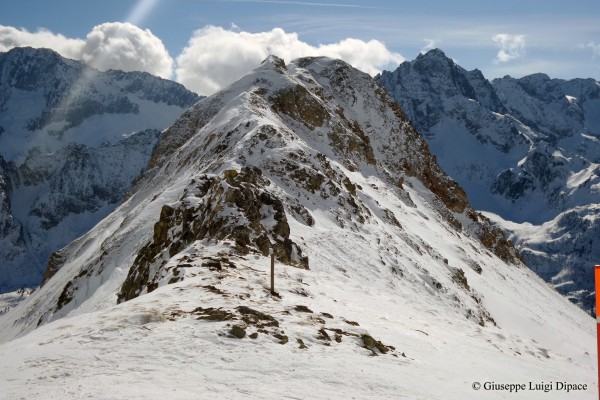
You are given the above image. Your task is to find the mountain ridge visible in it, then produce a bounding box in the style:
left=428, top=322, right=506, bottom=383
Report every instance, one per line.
left=376, top=48, right=600, bottom=312
left=2, top=54, right=521, bottom=338
left=0, top=47, right=200, bottom=293
left=0, top=54, right=593, bottom=399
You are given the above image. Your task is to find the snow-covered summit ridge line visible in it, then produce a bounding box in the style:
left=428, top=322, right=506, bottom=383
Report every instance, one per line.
left=3, top=53, right=520, bottom=337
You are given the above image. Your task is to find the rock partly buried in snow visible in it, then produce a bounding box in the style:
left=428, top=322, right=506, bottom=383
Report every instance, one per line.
left=229, top=325, right=246, bottom=339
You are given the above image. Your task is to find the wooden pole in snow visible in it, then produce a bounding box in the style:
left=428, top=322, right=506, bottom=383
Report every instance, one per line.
left=595, top=265, right=600, bottom=399
left=270, top=252, right=275, bottom=295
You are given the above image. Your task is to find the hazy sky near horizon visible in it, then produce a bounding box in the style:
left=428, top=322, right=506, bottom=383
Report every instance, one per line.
left=1, top=0, right=599, bottom=94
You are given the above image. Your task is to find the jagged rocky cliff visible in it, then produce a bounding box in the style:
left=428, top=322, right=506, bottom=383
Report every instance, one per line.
left=0, top=47, right=200, bottom=292
left=376, top=49, right=600, bottom=312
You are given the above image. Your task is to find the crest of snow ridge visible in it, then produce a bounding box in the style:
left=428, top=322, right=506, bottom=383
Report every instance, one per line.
left=42, top=55, right=519, bottom=326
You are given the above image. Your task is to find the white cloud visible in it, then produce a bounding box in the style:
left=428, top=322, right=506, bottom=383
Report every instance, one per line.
left=317, top=37, right=403, bottom=75
left=492, top=33, right=526, bottom=63
left=420, top=38, right=438, bottom=54
left=0, top=23, right=173, bottom=78
left=581, top=41, right=600, bottom=57
left=0, top=25, right=84, bottom=59
left=176, top=26, right=404, bottom=95
left=80, top=22, right=173, bottom=78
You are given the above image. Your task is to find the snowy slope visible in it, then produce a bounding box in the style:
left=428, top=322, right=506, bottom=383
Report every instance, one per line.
left=0, top=242, right=594, bottom=400
left=0, top=47, right=200, bottom=293
left=0, top=56, right=594, bottom=399
left=376, top=49, right=600, bottom=312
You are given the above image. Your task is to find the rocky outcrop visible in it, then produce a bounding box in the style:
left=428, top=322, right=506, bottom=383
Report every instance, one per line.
left=271, top=84, right=329, bottom=130
left=118, top=166, right=308, bottom=303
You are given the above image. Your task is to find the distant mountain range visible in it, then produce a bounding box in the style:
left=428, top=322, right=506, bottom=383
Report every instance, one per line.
left=0, top=47, right=200, bottom=292
left=377, top=49, right=600, bottom=313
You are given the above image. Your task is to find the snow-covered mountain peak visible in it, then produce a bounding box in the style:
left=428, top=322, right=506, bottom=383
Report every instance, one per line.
left=377, top=50, right=600, bottom=312
left=2, top=53, right=522, bottom=334
left=0, top=47, right=199, bottom=162
left=261, top=54, right=287, bottom=70
left=0, top=54, right=595, bottom=399
left=0, top=46, right=79, bottom=77
left=415, top=48, right=450, bottom=62
left=377, top=49, right=505, bottom=133
left=413, top=48, right=456, bottom=70
left=0, top=47, right=200, bottom=294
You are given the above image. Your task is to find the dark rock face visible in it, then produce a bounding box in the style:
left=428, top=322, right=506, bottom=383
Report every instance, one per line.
left=0, top=156, right=25, bottom=262
left=25, top=130, right=160, bottom=230
left=42, top=250, right=66, bottom=285
left=118, top=166, right=308, bottom=303
left=0, top=157, right=17, bottom=235
left=271, top=84, right=328, bottom=129
left=465, top=210, right=520, bottom=264
left=491, top=170, right=534, bottom=200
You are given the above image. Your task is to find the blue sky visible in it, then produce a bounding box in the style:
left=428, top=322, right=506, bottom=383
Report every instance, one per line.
left=1, top=0, right=599, bottom=94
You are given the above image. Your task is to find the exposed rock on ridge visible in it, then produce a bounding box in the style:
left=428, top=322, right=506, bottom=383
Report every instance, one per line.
left=118, top=166, right=308, bottom=303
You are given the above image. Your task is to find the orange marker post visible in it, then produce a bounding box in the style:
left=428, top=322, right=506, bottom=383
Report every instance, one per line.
left=596, top=265, right=600, bottom=399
